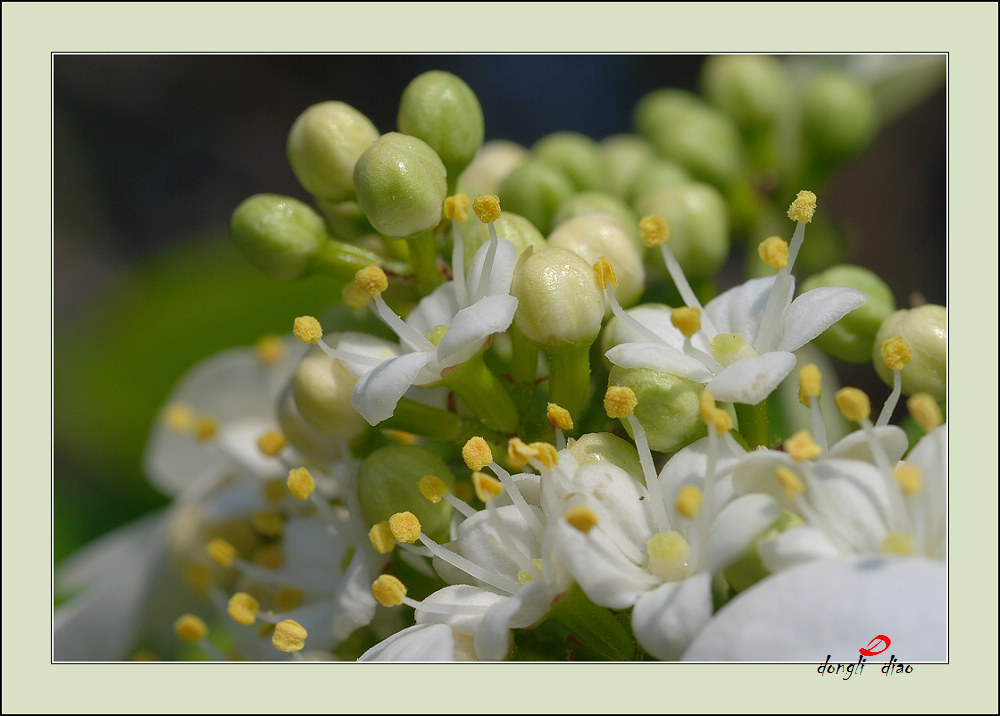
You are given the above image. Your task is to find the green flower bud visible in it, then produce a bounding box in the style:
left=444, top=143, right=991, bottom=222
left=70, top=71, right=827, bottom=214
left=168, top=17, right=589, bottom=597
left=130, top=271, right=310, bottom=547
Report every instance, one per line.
left=552, top=191, right=641, bottom=250
left=873, top=305, right=946, bottom=401
left=633, top=182, right=730, bottom=279
left=599, top=134, right=658, bottom=199
left=533, top=131, right=609, bottom=192
left=354, top=132, right=447, bottom=237
left=459, top=211, right=545, bottom=273
left=510, top=246, right=604, bottom=347
left=230, top=194, right=325, bottom=280
left=567, top=432, right=644, bottom=485
left=801, top=70, right=879, bottom=162
left=287, top=101, right=379, bottom=202
left=548, top=214, right=645, bottom=308
left=291, top=349, right=368, bottom=440
left=499, top=158, right=576, bottom=235
left=397, top=70, right=484, bottom=183
left=628, top=159, right=692, bottom=203
left=457, top=139, right=528, bottom=198
left=701, top=55, right=791, bottom=129
left=356, top=445, right=455, bottom=543
left=801, top=264, right=896, bottom=363
left=608, top=366, right=705, bottom=453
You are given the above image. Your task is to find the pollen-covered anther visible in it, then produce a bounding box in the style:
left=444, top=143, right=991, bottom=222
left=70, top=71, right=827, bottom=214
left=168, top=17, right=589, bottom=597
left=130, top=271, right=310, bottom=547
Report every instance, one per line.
left=798, top=364, right=822, bottom=405
left=193, top=415, right=218, bottom=442
left=565, top=505, right=599, bottom=533
left=881, top=336, right=913, bottom=371
left=472, top=193, right=501, bottom=223
left=174, top=614, right=208, bottom=643
left=254, top=333, right=285, bottom=365
left=784, top=430, right=822, bottom=462
left=227, top=592, right=260, bottom=626
left=206, top=538, right=237, bottom=568
left=257, top=429, right=286, bottom=457
left=546, top=403, right=574, bottom=431
left=388, top=511, right=421, bottom=544
left=835, top=387, right=871, bottom=424
left=604, top=385, right=638, bottom=419
left=506, top=437, right=533, bottom=469
left=698, top=391, right=730, bottom=435
left=907, top=393, right=943, bottom=432
left=529, top=442, right=559, bottom=469
left=272, top=619, right=308, bottom=652
left=881, top=531, right=914, bottom=556
left=292, top=315, right=323, bottom=343
left=418, top=475, right=448, bottom=504
left=787, top=190, right=817, bottom=223
left=775, top=466, right=806, bottom=500
left=444, top=193, right=471, bottom=222
left=371, top=574, right=407, bottom=607
left=341, top=280, right=372, bottom=309
left=251, top=510, right=285, bottom=538
left=462, top=436, right=493, bottom=471
left=675, top=485, right=703, bottom=519
left=593, top=257, right=618, bottom=289
left=472, top=471, right=503, bottom=502
left=893, top=465, right=924, bottom=497
left=670, top=306, right=701, bottom=338
left=639, top=214, right=669, bottom=247
left=368, top=521, right=396, bottom=554
left=163, top=402, right=195, bottom=432
left=758, top=236, right=789, bottom=269
left=286, top=467, right=315, bottom=500
left=354, top=265, right=389, bottom=298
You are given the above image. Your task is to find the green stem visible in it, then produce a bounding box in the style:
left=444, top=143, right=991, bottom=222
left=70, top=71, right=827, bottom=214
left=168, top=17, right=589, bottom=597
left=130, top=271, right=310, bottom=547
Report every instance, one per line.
left=544, top=343, right=593, bottom=419
left=510, top=323, right=539, bottom=385
left=439, top=354, right=519, bottom=434
left=735, top=400, right=770, bottom=448
left=310, top=238, right=382, bottom=280
left=405, top=230, right=443, bottom=295
left=547, top=583, right=636, bottom=661
left=380, top=397, right=462, bottom=441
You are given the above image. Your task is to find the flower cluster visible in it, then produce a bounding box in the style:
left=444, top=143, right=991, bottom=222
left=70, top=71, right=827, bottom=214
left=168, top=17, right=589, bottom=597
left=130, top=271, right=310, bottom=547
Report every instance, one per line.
left=55, top=58, right=946, bottom=662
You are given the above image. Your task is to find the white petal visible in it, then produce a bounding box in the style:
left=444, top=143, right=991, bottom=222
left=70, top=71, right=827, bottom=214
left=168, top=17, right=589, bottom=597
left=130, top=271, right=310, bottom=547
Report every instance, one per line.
left=706, top=352, right=796, bottom=404
left=454, top=504, right=544, bottom=586
left=475, top=581, right=548, bottom=660
left=358, top=623, right=458, bottom=662
left=552, top=519, right=653, bottom=610
left=829, top=425, right=909, bottom=464
left=758, top=525, right=842, bottom=572
left=705, top=276, right=776, bottom=341
left=436, top=294, right=518, bottom=366
left=331, top=332, right=400, bottom=378
left=778, top=287, right=868, bottom=353
left=415, top=585, right=503, bottom=635
left=351, top=350, right=435, bottom=425
left=632, top=571, right=714, bottom=660
left=467, top=235, right=518, bottom=299
left=683, top=557, right=947, bottom=662
left=701, top=494, right=781, bottom=574
left=605, top=342, right=714, bottom=382
left=405, top=283, right=460, bottom=336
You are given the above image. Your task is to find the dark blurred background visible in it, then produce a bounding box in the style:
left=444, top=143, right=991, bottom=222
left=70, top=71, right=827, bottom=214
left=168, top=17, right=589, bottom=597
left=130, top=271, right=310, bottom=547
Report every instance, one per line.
left=53, top=54, right=946, bottom=564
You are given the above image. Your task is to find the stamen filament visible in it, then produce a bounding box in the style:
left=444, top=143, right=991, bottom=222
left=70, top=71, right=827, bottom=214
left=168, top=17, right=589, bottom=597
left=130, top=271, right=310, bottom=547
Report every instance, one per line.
left=657, top=244, right=719, bottom=336
left=625, top=414, right=671, bottom=533
left=416, top=532, right=520, bottom=593
left=876, top=370, right=903, bottom=427
left=488, top=461, right=544, bottom=537
left=372, top=295, right=435, bottom=352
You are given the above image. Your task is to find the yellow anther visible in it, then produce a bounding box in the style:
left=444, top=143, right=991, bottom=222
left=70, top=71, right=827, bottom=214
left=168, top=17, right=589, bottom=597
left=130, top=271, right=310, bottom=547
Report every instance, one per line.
left=787, top=190, right=817, bottom=223
left=472, top=471, right=503, bottom=502
left=708, top=409, right=732, bottom=436
left=257, top=429, right=286, bottom=457
left=462, top=436, right=493, bottom=471
left=506, top=437, right=533, bottom=469
left=757, top=236, right=789, bottom=269
left=371, top=574, right=407, bottom=607
left=368, top=521, right=396, bottom=554
left=517, top=559, right=545, bottom=586
left=227, top=592, right=260, bottom=626
left=670, top=306, right=702, bottom=338
left=286, top=467, right=316, bottom=500
left=272, top=619, right=308, bottom=652
left=784, top=430, right=822, bottom=462
left=529, top=442, right=559, bottom=469
left=604, top=385, right=638, bottom=419
left=798, top=364, right=822, bottom=406
left=129, top=649, right=159, bottom=661
left=275, top=586, right=305, bottom=612
left=593, top=257, right=618, bottom=289
left=907, top=393, right=943, bottom=432
left=444, top=193, right=471, bottom=222
left=251, top=510, right=285, bottom=538
left=546, top=403, right=574, bottom=431
left=292, top=315, right=323, bottom=344
left=418, top=475, right=448, bottom=503
left=162, top=402, right=194, bottom=432
left=341, top=280, right=371, bottom=309
left=565, top=505, right=599, bottom=533
left=835, top=387, right=871, bottom=424
left=183, top=564, right=213, bottom=597
left=193, top=415, right=218, bottom=442
left=472, top=193, right=501, bottom=223
left=384, top=428, right=419, bottom=445
left=252, top=544, right=284, bottom=569
left=675, top=485, right=703, bottom=519
left=775, top=466, right=806, bottom=500
left=388, top=511, right=422, bottom=544
left=881, top=532, right=914, bottom=556
left=263, top=478, right=288, bottom=502
left=893, top=465, right=924, bottom=498
left=881, top=336, right=913, bottom=372
left=254, top=333, right=286, bottom=366
left=699, top=391, right=731, bottom=435
left=206, top=538, right=237, bottom=568
left=639, top=214, right=669, bottom=247
left=354, top=265, right=389, bottom=298
left=174, top=614, right=208, bottom=643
